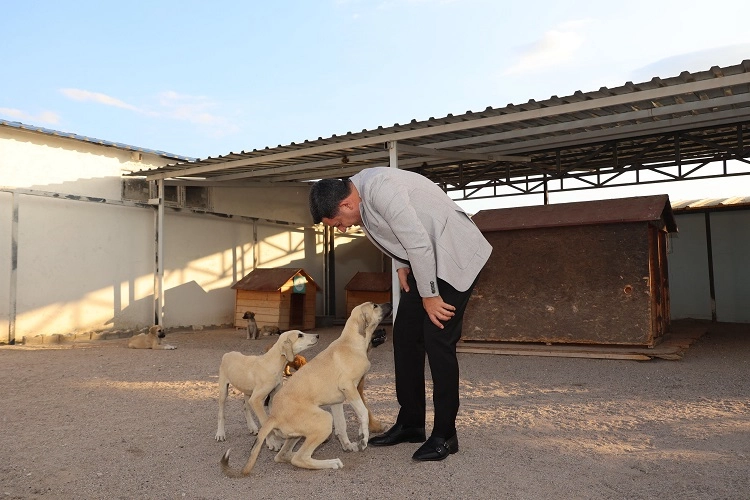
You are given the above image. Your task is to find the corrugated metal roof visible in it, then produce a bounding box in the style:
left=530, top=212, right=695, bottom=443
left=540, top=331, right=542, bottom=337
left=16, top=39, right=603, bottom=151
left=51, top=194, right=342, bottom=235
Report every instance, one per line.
left=127, top=60, right=750, bottom=199
left=231, top=268, right=319, bottom=291
left=344, top=272, right=392, bottom=292
left=671, top=196, right=750, bottom=211
left=472, top=194, right=677, bottom=232
left=0, top=119, right=193, bottom=161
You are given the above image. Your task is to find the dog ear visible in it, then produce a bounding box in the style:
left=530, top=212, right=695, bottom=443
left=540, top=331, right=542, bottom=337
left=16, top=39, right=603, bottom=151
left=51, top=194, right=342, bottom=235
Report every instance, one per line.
left=282, top=337, right=295, bottom=362
left=357, top=303, right=376, bottom=337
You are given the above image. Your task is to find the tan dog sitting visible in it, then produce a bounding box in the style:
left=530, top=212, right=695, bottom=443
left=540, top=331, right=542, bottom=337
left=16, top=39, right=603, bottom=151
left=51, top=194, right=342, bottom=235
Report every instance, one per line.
left=127, top=325, right=176, bottom=350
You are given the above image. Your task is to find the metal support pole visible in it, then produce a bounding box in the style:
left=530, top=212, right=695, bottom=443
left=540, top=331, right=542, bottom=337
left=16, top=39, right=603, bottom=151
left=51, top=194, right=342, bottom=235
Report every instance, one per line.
left=704, top=212, right=717, bottom=322
left=153, top=180, right=165, bottom=326
left=7, top=193, right=19, bottom=344
left=328, top=226, right=336, bottom=317
left=388, top=141, right=401, bottom=317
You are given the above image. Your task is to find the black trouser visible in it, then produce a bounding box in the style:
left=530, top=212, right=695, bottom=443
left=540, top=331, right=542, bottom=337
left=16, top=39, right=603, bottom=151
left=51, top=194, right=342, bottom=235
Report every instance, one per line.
left=392, top=272, right=478, bottom=439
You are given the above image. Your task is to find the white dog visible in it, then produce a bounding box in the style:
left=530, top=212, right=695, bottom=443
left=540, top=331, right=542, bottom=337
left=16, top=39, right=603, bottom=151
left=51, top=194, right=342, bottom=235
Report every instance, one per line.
left=215, top=329, right=319, bottom=444
left=221, top=301, right=392, bottom=476
left=127, top=325, right=176, bottom=350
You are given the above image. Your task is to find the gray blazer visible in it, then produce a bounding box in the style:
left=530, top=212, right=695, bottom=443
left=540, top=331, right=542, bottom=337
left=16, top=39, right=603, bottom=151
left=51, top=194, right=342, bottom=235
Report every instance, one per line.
left=350, top=167, right=492, bottom=297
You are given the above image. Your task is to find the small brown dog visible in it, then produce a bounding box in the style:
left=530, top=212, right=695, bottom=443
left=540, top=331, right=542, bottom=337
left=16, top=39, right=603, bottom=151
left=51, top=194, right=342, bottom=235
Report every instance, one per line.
left=243, top=311, right=259, bottom=340
left=127, top=325, right=176, bottom=350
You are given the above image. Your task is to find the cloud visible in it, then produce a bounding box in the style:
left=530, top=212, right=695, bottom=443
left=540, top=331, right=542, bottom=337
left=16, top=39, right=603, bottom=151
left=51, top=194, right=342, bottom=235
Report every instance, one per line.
left=57, top=87, right=239, bottom=137
left=60, top=88, right=144, bottom=113
left=157, top=91, right=225, bottom=126
left=505, top=20, right=592, bottom=75
left=0, top=107, right=60, bottom=124
left=630, top=44, right=750, bottom=82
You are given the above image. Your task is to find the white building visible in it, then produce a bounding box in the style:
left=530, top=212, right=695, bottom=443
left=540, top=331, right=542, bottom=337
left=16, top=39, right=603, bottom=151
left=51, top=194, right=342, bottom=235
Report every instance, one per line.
left=0, top=120, right=381, bottom=342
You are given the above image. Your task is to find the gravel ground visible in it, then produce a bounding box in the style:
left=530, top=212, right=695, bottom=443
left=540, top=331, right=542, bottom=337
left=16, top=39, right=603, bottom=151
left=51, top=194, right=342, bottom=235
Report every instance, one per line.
left=1, top=320, right=748, bottom=500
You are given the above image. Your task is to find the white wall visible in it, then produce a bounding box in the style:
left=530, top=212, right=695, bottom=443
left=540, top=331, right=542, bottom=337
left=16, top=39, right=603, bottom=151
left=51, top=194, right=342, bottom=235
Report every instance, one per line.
left=1, top=128, right=173, bottom=339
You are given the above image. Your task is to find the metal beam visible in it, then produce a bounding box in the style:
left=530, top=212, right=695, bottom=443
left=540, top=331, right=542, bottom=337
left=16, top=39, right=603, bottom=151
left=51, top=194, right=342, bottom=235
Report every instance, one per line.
left=395, top=144, right=529, bottom=162
left=226, top=99, right=750, bottom=184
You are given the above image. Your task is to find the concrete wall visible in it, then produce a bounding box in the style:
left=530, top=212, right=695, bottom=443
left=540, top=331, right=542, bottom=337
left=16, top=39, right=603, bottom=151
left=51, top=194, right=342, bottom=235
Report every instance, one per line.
left=669, top=210, right=750, bottom=323
left=1, top=126, right=384, bottom=342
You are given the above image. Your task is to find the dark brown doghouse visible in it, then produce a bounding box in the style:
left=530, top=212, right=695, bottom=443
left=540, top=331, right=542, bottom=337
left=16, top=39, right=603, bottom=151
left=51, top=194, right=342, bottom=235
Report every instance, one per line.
left=232, top=268, right=319, bottom=331
left=464, top=195, right=677, bottom=347
left=344, top=272, right=392, bottom=316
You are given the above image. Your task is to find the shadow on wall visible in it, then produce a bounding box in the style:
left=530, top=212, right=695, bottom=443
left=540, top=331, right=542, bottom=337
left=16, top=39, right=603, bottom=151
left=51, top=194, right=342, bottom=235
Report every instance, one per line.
left=107, top=281, right=236, bottom=330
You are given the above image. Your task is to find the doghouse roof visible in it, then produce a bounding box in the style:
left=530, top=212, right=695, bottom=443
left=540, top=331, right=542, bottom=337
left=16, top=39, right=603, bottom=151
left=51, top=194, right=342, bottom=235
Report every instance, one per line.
left=345, top=272, right=392, bottom=292
left=472, top=194, right=678, bottom=233
left=231, top=268, right=319, bottom=291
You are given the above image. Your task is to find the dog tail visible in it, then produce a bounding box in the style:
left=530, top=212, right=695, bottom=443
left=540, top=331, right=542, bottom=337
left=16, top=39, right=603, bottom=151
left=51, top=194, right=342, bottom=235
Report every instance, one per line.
left=219, top=449, right=244, bottom=478
left=220, top=419, right=277, bottom=478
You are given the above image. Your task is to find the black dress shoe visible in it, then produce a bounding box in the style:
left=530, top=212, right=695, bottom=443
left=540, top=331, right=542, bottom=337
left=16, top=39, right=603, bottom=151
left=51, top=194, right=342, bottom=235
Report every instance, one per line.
left=411, top=434, right=459, bottom=461
left=368, top=423, right=426, bottom=446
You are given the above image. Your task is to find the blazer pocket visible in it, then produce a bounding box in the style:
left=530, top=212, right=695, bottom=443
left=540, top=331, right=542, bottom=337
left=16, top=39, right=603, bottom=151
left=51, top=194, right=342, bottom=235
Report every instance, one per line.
left=437, top=218, right=480, bottom=269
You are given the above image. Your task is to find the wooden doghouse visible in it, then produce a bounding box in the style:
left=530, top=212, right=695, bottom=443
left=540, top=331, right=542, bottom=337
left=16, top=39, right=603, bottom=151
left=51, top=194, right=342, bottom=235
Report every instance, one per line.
left=345, top=272, right=392, bottom=316
left=464, top=195, right=677, bottom=347
left=232, top=268, right=319, bottom=331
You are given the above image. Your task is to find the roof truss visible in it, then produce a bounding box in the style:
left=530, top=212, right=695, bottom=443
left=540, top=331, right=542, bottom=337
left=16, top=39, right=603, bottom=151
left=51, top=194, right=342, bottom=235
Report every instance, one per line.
left=129, top=61, right=750, bottom=200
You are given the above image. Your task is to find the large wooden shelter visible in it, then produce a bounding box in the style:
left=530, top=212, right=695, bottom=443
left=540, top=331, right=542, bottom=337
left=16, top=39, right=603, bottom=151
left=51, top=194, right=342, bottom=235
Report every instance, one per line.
left=464, top=195, right=678, bottom=346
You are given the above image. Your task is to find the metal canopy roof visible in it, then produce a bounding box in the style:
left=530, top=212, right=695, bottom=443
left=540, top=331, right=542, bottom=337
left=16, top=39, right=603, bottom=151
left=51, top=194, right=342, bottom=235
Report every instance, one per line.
left=129, top=60, right=750, bottom=201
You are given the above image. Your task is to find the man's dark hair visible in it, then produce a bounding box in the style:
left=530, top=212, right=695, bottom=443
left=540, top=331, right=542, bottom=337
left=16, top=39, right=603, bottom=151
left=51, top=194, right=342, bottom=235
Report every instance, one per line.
left=309, top=178, right=351, bottom=224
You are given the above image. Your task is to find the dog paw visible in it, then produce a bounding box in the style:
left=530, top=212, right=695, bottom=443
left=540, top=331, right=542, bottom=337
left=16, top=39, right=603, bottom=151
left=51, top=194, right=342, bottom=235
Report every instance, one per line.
left=164, top=345, right=176, bottom=350
left=265, top=436, right=283, bottom=451
left=357, top=438, right=368, bottom=451
left=340, top=442, right=357, bottom=452
left=215, top=433, right=226, bottom=442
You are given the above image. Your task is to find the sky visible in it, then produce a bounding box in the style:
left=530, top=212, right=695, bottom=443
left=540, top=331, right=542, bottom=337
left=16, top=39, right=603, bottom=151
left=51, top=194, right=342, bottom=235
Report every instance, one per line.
left=2, top=0, right=750, bottom=209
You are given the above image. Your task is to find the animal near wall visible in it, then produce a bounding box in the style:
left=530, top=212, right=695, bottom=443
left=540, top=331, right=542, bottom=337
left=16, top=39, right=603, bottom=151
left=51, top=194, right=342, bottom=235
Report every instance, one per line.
left=232, top=268, right=319, bottom=332
left=464, top=195, right=677, bottom=347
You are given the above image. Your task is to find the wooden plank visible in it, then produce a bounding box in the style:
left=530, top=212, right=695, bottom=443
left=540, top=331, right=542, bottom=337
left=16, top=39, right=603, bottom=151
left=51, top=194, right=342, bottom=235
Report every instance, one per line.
left=456, top=324, right=707, bottom=361
left=457, top=345, right=651, bottom=360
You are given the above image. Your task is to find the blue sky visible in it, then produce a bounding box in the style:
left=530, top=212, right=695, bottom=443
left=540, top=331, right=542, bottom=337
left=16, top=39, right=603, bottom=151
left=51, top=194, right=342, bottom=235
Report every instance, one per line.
left=3, top=0, right=750, bottom=205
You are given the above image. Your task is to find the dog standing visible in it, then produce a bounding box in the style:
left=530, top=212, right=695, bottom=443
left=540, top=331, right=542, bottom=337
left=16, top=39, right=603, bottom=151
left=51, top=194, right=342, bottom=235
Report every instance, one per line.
left=127, top=325, right=176, bottom=350
left=221, top=301, right=392, bottom=475
left=215, top=330, right=319, bottom=444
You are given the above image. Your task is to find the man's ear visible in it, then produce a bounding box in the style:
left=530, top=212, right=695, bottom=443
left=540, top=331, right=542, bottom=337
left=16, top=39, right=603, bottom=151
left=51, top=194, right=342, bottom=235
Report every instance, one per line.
left=339, top=199, right=353, bottom=211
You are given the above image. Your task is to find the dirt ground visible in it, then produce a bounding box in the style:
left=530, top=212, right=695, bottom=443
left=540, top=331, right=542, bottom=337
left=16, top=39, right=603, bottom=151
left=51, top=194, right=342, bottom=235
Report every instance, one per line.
left=1, top=320, right=748, bottom=500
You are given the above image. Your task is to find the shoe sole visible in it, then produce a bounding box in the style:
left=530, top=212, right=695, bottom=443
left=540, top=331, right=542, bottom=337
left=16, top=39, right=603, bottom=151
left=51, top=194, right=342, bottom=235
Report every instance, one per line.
left=368, top=436, right=426, bottom=446
left=412, top=448, right=458, bottom=462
